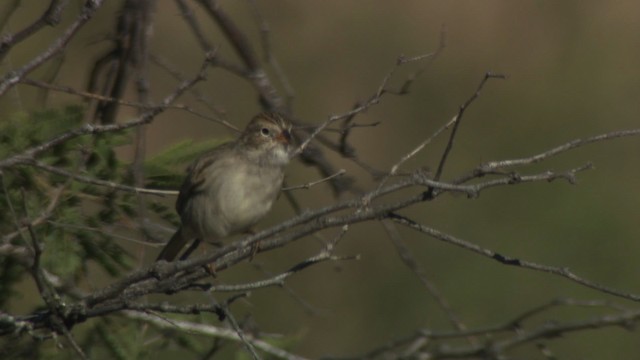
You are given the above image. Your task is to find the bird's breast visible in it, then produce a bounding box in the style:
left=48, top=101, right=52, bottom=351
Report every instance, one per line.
left=210, top=162, right=284, bottom=233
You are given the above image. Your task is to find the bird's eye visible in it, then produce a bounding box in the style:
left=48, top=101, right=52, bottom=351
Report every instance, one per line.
left=260, top=128, right=270, bottom=136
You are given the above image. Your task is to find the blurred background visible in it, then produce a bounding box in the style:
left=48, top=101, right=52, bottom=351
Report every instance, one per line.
left=2, top=0, right=640, bottom=358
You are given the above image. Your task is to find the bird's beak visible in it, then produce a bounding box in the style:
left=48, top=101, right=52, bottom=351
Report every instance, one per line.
left=276, top=129, right=292, bottom=145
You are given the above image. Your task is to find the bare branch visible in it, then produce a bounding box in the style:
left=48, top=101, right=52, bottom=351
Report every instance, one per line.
left=196, top=0, right=283, bottom=109
left=26, top=158, right=177, bottom=197
left=331, top=298, right=640, bottom=359
left=282, top=169, right=346, bottom=191
left=247, top=0, right=295, bottom=110
left=0, top=0, right=69, bottom=62
left=420, top=72, right=508, bottom=202
left=123, top=311, right=309, bottom=360
left=387, top=213, right=640, bottom=302
left=174, top=0, right=214, bottom=51
left=381, top=220, right=471, bottom=337
left=481, top=128, right=640, bottom=169
left=0, top=0, right=104, bottom=96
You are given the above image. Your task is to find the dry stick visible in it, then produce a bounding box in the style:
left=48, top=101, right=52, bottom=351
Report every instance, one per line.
left=0, top=0, right=68, bottom=61
left=335, top=36, right=447, bottom=181
left=247, top=0, right=295, bottom=111
left=447, top=128, right=640, bottom=190
left=124, top=311, right=309, bottom=360
left=482, top=129, right=640, bottom=169
left=197, top=0, right=284, bottom=109
left=420, top=299, right=631, bottom=341
left=0, top=0, right=104, bottom=96
left=174, top=0, right=214, bottom=51
left=282, top=169, right=346, bottom=191
left=0, top=0, right=21, bottom=32
left=372, top=115, right=457, bottom=194
left=427, top=310, right=640, bottom=358
left=434, top=72, right=508, bottom=181
left=372, top=72, right=502, bottom=194
left=210, top=294, right=262, bottom=360
left=357, top=65, right=491, bottom=338
left=48, top=221, right=164, bottom=247
left=27, top=160, right=171, bottom=196
left=280, top=177, right=334, bottom=251
left=342, top=298, right=636, bottom=359
left=122, top=301, right=223, bottom=315
left=249, top=262, right=329, bottom=317
left=387, top=212, right=640, bottom=302
left=89, top=0, right=145, bottom=125
left=148, top=53, right=237, bottom=130
left=181, top=227, right=353, bottom=293
left=380, top=220, right=472, bottom=339
left=505, top=297, right=629, bottom=329
left=423, top=72, right=508, bottom=200
left=308, top=130, right=386, bottom=178
left=171, top=0, right=248, bottom=80
left=491, top=311, right=640, bottom=357
left=291, top=89, right=403, bottom=160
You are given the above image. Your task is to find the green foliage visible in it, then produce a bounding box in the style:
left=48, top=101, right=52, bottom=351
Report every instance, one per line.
left=84, top=320, right=150, bottom=360
left=144, top=138, right=228, bottom=189
left=0, top=106, right=133, bottom=301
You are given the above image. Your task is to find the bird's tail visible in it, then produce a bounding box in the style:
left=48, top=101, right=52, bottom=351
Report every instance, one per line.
left=156, top=227, right=189, bottom=262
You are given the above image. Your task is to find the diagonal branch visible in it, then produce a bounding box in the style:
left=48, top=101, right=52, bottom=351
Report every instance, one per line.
left=387, top=212, right=640, bottom=302
left=0, top=0, right=104, bottom=97
left=0, top=0, right=69, bottom=62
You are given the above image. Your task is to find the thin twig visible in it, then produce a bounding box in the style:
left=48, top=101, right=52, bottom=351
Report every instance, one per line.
left=387, top=212, right=640, bottom=302
left=196, top=0, right=283, bottom=109
left=446, top=128, right=640, bottom=191
left=123, top=311, right=308, bottom=360
left=0, top=0, right=105, bottom=96
left=380, top=220, right=471, bottom=337
left=282, top=169, right=346, bottom=191
left=149, top=53, right=237, bottom=131
left=247, top=0, right=295, bottom=111
left=418, top=72, right=507, bottom=203
left=0, top=0, right=69, bottom=61
left=206, top=232, right=355, bottom=293
left=208, top=294, right=262, bottom=360
left=25, top=159, right=177, bottom=196
left=174, top=0, right=214, bottom=51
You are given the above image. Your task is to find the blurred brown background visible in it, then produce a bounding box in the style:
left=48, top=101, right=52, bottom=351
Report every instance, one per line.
left=2, top=1, right=640, bottom=358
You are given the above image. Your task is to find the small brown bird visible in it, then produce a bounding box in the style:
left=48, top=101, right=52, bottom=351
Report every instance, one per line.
left=156, top=112, right=292, bottom=262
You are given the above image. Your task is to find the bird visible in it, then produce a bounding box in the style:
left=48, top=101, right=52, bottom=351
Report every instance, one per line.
left=156, top=112, right=292, bottom=262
